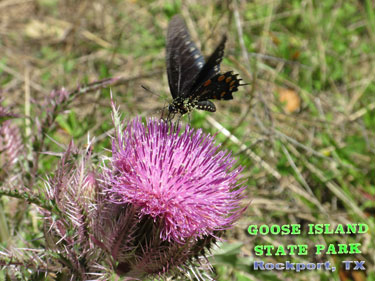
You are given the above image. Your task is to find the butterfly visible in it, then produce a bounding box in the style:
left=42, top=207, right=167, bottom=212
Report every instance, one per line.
left=166, top=15, right=244, bottom=120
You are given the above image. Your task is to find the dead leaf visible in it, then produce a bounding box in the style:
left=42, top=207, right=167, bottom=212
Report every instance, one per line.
left=277, top=87, right=301, bottom=113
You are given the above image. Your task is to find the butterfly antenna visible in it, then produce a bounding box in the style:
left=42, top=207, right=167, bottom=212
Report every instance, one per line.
left=141, top=85, right=162, bottom=98
left=248, top=52, right=309, bottom=68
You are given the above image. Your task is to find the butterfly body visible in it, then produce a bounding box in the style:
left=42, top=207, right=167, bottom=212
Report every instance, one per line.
left=166, top=15, right=243, bottom=120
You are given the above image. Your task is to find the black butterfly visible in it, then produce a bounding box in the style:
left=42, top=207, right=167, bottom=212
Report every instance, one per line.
left=166, top=15, right=244, bottom=120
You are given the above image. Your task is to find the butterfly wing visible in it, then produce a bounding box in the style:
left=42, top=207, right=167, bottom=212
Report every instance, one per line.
left=195, top=71, right=242, bottom=101
left=185, top=35, right=227, bottom=98
left=166, top=15, right=205, bottom=99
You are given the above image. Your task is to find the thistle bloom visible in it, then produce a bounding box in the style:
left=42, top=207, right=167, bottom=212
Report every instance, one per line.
left=4, top=115, right=246, bottom=280
left=105, top=118, right=246, bottom=243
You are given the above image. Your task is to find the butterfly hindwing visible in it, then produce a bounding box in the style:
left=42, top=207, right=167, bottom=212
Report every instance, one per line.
left=167, top=15, right=205, bottom=98
left=194, top=72, right=241, bottom=101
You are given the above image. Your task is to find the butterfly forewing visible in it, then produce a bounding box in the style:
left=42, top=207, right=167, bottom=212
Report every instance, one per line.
left=167, top=15, right=205, bottom=98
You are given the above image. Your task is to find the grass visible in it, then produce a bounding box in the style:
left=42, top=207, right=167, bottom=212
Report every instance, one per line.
left=1, top=0, right=374, bottom=280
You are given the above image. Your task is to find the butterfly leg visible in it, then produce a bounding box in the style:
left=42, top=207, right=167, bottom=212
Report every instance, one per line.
left=176, top=114, right=182, bottom=125
left=161, top=106, right=166, bottom=121
left=170, top=116, right=181, bottom=133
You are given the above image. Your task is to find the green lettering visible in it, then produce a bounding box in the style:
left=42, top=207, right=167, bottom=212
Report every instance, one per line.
left=349, top=243, right=361, bottom=254
left=326, top=244, right=337, bottom=254
left=315, top=244, right=325, bottom=254
left=287, top=245, right=297, bottom=255
left=315, top=224, right=323, bottom=234
left=337, top=244, right=348, bottom=254
left=281, top=224, right=290, bottom=235
left=291, top=224, right=301, bottom=235
left=358, top=224, right=369, bottom=234
left=346, top=224, right=357, bottom=234
left=254, top=245, right=263, bottom=256
left=324, top=224, right=333, bottom=234
left=248, top=225, right=258, bottom=235
left=275, top=245, right=286, bottom=256
left=335, top=224, right=345, bottom=234
left=264, top=245, right=274, bottom=256
left=259, top=225, right=269, bottom=235
left=270, top=225, right=280, bottom=235
left=298, top=245, right=308, bottom=255
left=307, top=224, right=314, bottom=234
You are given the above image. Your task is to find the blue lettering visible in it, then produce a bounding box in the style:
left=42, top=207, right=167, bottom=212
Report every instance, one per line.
left=354, top=261, right=365, bottom=270
left=324, top=261, right=331, bottom=270
left=265, top=263, right=274, bottom=270
left=275, top=263, right=284, bottom=270
left=306, top=263, right=316, bottom=270
left=342, top=261, right=352, bottom=270
left=253, top=261, right=265, bottom=270
left=296, top=263, right=305, bottom=272
left=285, top=261, right=295, bottom=270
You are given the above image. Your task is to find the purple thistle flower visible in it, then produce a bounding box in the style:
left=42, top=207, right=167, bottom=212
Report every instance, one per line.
left=105, top=118, right=246, bottom=243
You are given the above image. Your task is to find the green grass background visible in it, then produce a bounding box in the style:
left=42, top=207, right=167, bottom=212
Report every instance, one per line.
left=0, top=0, right=374, bottom=280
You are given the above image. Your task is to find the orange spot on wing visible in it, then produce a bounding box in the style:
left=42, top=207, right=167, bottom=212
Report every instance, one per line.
left=226, top=77, right=232, bottom=83
left=218, top=75, right=225, bottom=81
left=203, top=80, right=211, bottom=86
left=221, top=91, right=226, bottom=97
left=230, top=80, right=236, bottom=86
